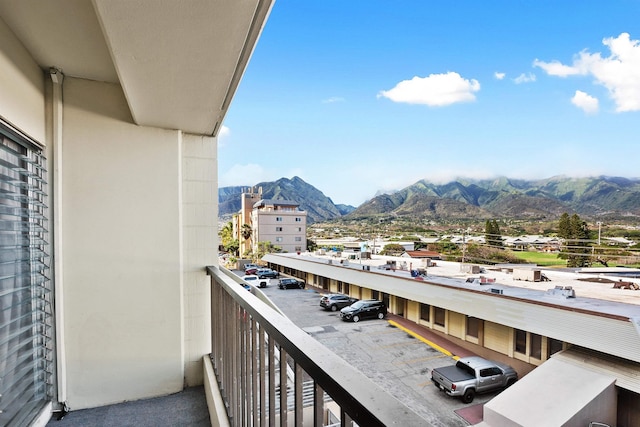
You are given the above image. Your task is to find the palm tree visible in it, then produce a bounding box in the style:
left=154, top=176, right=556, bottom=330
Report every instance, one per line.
left=241, top=224, right=253, bottom=242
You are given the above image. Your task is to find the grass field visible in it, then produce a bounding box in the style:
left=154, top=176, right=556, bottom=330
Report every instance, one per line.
left=513, top=251, right=567, bottom=267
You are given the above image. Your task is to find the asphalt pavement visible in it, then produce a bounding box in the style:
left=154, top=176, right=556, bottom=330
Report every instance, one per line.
left=246, top=274, right=501, bottom=426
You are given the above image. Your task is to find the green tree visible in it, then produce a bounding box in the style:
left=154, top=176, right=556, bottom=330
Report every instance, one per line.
left=255, top=241, right=282, bottom=259
left=226, top=239, right=239, bottom=256
left=557, top=212, right=591, bottom=267
left=414, top=241, right=428, bottom=251
left=218, top=221, right=239, bottom=255
left=558, top=213, right=571, bottom=239
left=485, top=219, right=504, bottom=249
left=380, top=243, right=405, bottom=256
left=241, top=224, right=253, bottom=241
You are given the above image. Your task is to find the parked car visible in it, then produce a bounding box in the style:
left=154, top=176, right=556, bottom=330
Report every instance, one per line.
left=431, top=356, right=518, bottom=403
left=339, top=300, right=387, bottom=322
left=242, top=275, right=268, bottom=288
left=256, top=268, right=279, bottom=279
left=244, top=265, right=260, bottom=275
left=320, top=294, right=358, bottom=311
left=278, top=278, right=305, bottom=289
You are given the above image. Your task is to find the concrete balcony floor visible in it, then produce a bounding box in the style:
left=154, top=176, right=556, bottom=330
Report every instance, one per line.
left=46, top=386, right=210, bottom=427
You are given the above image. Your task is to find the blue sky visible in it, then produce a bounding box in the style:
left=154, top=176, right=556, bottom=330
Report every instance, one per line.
left=219, top=1, right=640, bottom=206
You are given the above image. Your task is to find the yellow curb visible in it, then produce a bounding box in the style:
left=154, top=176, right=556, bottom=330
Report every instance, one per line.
left=388, top=320, right=460, bottom=360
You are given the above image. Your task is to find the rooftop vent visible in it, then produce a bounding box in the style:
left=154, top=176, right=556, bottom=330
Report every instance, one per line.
left=546, top=285, right=576, bottom=298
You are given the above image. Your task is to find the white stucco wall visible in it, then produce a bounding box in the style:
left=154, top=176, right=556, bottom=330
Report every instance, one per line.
left=61, top=77, right=184, bottom=408
left=0, top=17, right=46, bottom=142
left=2, top=11, right=218, bottom=413
left=181, top=132, right=216, bottom=385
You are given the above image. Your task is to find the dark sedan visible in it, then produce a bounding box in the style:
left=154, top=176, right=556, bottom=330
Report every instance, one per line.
left=278, top=278, right=305, bottom=289
left=339, top=300, right=387, bottom=322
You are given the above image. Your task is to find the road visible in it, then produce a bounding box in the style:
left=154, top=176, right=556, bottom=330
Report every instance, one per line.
left=242, top=274, right=504, bottom=426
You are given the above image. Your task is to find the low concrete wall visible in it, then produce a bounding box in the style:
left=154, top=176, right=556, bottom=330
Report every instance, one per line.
left=203, top=357, right=231, bottom=427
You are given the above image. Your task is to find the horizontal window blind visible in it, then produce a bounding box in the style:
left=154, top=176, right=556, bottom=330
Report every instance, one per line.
left=0, top=124, right=52, bottom=427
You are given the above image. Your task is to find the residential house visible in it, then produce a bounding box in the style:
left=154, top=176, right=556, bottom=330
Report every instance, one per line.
left=401, top=250, right=443, bottom=260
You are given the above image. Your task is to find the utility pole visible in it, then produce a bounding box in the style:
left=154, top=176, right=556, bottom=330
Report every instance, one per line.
left=596, top=221, right=602, bottom=245
left=460, top=229, right=467, bottom=272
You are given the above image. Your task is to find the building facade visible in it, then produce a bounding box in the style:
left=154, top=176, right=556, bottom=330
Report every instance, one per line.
left=0, top=2, right=273, bottom=425
left=251, top=199, right=307, bottom=253
left=263, top=252, right=640, bottom=425
left=233, top=189, right=308, bottom=256
left=232, top=187, right=264, bottom=255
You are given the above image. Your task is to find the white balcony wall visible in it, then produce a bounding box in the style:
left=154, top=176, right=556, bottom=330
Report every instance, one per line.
left=0, top=17, right=45, bottom=141
left=1, top=0, right=266, bottom=419
left=47, top=76, right=214, bottom=409
left=181, top=132, right=216, bottom=385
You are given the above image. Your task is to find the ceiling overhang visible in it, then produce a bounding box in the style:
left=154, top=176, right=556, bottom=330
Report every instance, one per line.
left=0, top=0, right=274, bottom=136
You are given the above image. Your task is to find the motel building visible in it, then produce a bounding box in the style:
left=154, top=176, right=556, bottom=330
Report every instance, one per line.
left=264, top=252, right=640, bottom=426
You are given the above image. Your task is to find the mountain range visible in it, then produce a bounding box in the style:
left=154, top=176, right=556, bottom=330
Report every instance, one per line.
left=218, top=176, right=355, bottom=223
left=219, top=176, right=640, bottom=223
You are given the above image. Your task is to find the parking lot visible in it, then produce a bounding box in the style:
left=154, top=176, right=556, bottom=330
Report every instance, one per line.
left=239, top=273, right=504, bottom=426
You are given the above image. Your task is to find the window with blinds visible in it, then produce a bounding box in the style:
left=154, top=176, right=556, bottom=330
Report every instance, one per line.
left=0, top=123, right=53, bottom=426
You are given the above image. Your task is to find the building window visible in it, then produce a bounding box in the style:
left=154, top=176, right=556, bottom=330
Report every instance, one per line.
left=297, top=227, right=302, bottom=232
left=515, top=329, right=527, bottom=354
left=530, top=333, right=542, bottom=359
left=0, top=123, right=52, bottom=424
left=295, top=237, right=302, bottom=242
left=295, top=217, right=301, bottom=222
left=337, top=281, right=343, bottom=293
left=295, top=246, right=302, bottom=252
left=276, top=227, right=283, bottom=232
left=276, top=217, right=283, bottom=222
left=372, top=290, right=379, bottom=300
left=434, top=307, right=445, bottom=327
left=275, top=237, right=283, bottom=242
left=548, top=338, right=564, bottom=357
left=420, top=304, right=430, bottom=322
left=466, top=316, right=480, bottom=338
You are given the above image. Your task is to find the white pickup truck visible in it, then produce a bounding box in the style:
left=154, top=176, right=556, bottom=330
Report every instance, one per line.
left=242, top=274, right=269, bottom=288
left=431, top=356, right=518, bottom=403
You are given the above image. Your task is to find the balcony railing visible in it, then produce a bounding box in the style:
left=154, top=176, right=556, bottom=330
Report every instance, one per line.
left=207, top=266, right=426, bottom=427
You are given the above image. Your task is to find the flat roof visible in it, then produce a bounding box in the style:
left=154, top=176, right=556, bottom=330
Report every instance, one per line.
left=483, top=357, right=616, bottom=426
left=271, top=252, right=640, bottom=319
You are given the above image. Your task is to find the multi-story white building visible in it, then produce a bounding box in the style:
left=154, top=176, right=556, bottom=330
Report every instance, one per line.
left=250, top=199, right=307, bottom=254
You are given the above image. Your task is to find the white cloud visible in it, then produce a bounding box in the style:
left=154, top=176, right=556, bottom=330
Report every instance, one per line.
left=494, top=72, right=506, bottom=80
left=377, top=72, right=480, bottom=106
left=513, top=73, right=536, bottom=84
left=219, top=164, right=308, bottom=189
left=218, top=125, right=230, bottom=147
left=571, top=90, right=599, bottom=114
left=534, top=33, right=640, bottom=112
left=532, top=59, right=581, bottom=77
left=219, top=163, right=271, bottom=188
left=322, top=97, right=345, bottom=104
